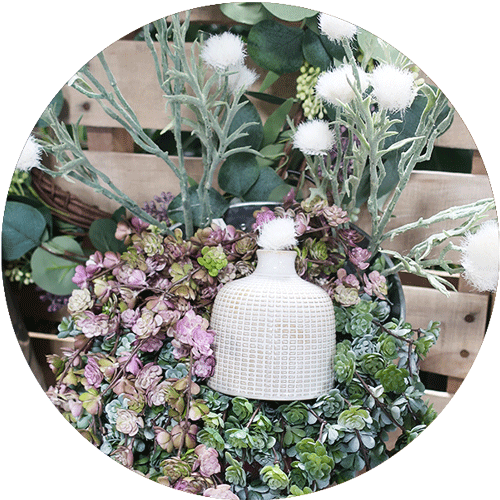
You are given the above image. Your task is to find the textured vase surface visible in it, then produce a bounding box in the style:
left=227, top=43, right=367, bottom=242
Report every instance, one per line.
left=208, top=249, right=336, bottom=401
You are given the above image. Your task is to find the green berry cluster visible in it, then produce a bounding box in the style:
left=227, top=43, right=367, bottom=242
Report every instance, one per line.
left=4, top=264, right=33, bottom=285
left=296, top=62, right=324, bottom=120
left=197, top=245, right=228, bottom=277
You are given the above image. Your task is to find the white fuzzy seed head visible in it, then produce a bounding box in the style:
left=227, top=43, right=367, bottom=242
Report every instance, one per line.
left=16, top=135, right=43, bottom=172
left=318, top=13, right=357, bottom=42
left=370, top=64, right=417, bottom=112
left=201, top=32, right=246, bottom=72
left=460, top=220, right=499, bottom=292
left=228, top=65, right=259, bottom=93
left=257, top=217, right=298, bottom=251
left=293, top=120, right=335, bottom=156
left=316, top=65, right=369, bottom=106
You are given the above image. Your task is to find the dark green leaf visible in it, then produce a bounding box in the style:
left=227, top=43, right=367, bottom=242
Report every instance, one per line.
left=268, top=183, right=294, bottom=202
left=7, top=195, right=53, bottom=236
left=355, top=90, right=452, bottom=206
left=168, top=187, right=229, bottom=227
left=258, top=70, right=280, bottom=93
left=30, top=236, right=84, bottom=295
left=302, top=29, right=333, bottom=71
left=261, top=4, right=318, bottom=22
left=244, top=91, right=287, bottom=106
left=228, top=97, right=264, bottom=151
left=262, top=98, right=294, bottom=147
left=248, top=21, right=305, bottom=75
left=218, top=153, right=260, bottom=198
left=2, top=201, right=48, bottom=260
left=219, top=3, right=273, bottom=25
left=37, top=90, right=65, bottom=127
left=111, top=206, right=127, bottom=223
left=89, top=218, right=128, bottom=253
left=243, top=166, right=287, bottom=202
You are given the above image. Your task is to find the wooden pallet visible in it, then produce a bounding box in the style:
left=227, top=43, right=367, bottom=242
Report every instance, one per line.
left=22, top=5, right=495, bottom=407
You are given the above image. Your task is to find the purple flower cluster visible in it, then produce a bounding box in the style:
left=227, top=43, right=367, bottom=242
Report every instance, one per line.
left=173, top=310, right=216, bottom=378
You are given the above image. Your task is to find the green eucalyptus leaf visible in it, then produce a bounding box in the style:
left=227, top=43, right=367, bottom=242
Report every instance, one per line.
left=218, top=153, right=260, bottom=198
left=220, top=2, right=273, bottom=25
left=228, top=97, right=264, bottom=151
left=6, top=195, right=53, bottom=236
left=89, top=218, right=128, bottom=253
left=169, top=186, right=229, bottom=227
left=302, top=29, right=333, bottom=71
left=243, top=166, right=287, bottom=202
left=30, top=236, right=84, bottom=295
left=248, top=21, right=305, bottom=75
left=2, top=201, right=48, bottom=261
left=261, top=3, right=318, bottom=22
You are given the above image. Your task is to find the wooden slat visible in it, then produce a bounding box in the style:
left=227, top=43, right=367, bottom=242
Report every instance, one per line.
left=62, top=40, right=297, bottom=132
left=357, top=170, right=494, bottom=262
left=471, top=150, right=488, bottom=175
left=424, top=389, right=453, bottom=414
left=403, top=285, right=487, bottom=379
left=434, top=110, right=477, bottom=150
left=52, top=152, right=211, bottom=213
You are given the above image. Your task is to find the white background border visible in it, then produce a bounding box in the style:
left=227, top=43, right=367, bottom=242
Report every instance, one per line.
left=2, top=1, right=499, bottom=499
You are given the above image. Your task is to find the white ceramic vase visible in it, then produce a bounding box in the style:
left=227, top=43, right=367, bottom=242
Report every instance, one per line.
left=208, top=249, right=336, bottom=401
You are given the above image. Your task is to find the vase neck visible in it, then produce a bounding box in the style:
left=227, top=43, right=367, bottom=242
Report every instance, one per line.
left=254, top=249, right=298, bottom=277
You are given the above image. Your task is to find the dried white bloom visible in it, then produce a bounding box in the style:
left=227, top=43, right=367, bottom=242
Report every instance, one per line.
left=318, top=13, right=357, bottom=42
left=228, top=65, right=259, bottom=93
left=16, top=135, right=43, bottom=171
left=293, top=120, right=335, bottom=156
left=257, top=217, right=297, bottom=251
left=316, top=65, right=369, bottom=106
left=460, top=220, right=499, bottom=292
left=370, top=64, right=418, bottom=112
left=201, top=32, right=246, bottom=72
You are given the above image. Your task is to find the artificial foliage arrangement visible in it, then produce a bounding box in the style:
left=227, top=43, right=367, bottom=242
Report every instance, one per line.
left=3, top=3, right=499, bottom=499
left=47, top=202, right=440, bottom=497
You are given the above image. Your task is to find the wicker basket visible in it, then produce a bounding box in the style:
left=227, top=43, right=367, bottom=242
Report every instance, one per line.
left=208, top=249, right=336, bottom=401
left=31, top=168, right=112, bottom=229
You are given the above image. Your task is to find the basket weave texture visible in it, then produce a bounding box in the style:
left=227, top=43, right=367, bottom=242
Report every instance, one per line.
left=208, top=250, right=336, bottom=401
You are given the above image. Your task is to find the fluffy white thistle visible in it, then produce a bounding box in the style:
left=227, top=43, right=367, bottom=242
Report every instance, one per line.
left=318, top=13, right=357, bottom=42
left=370, top=64, right=418, bottom=112
left=292, top=120, right=335, bottom=156
left=227, top=65, right=259, bottom=93
left=257, top=217, right=298, bottom=251
left=200, top=32, right=246, bottom=72
left=316, top=65, right=369, bottom=106
left=15, top=135, right=43, bottom=171
left=460, top=220, right=499, bottom=292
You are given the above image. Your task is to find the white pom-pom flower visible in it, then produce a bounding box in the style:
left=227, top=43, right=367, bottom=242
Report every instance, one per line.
left=16, top=135, right=43, bottom=172
left=201, top=32, right=246, bottom=72
left=460, top=220, right=499, bottom=292
left=228, top=65, right=259, bottom=93
left=293, top=120, right=335, bottom=156
left=316, top=65, right=369, bottom=106
left=318, top=13, right=357, bottom=42
left=257, top=217, right=298, bottom=251
left=370, top=64, right=417, bottom=112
